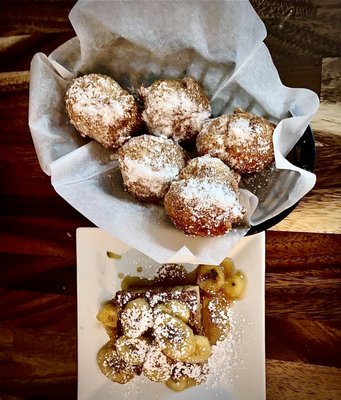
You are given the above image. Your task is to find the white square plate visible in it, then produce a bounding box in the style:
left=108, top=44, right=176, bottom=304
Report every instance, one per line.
left=77, top=228, right=265, bottom=400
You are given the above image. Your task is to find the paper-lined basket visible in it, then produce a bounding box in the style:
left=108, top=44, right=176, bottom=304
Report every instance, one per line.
left=29, top=0, right=319, bottom=264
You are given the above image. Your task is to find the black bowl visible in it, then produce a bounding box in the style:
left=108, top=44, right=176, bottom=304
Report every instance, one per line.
left=246, top=125, right=315, bottom=235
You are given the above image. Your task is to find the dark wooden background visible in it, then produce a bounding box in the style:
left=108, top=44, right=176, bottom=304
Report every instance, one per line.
left=1, top=1, right=341, bottom=399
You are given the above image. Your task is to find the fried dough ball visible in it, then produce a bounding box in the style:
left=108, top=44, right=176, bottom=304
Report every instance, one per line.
left=139, top=77, right=211, bottom=142
left=65, top=73, right=142, bottom=149
left=196, top=108, right=275, bottom=173
left=118, top=135, right=188, bottom=202
left=164, top=156, right=244, bottom=237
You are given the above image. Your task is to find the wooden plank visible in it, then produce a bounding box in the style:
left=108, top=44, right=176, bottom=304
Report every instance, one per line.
left=253, top=0, right=341, bottom=59
left=0, top=1, right=75, bottom=36
left=321, top=58, right=341, bottom=102
left=0, top=71, right=29, bottom=92
left=266, top=359, right=341, bottom=400
left=265, top=232, right=341, bottom=321
left=269, top=189, right=341, bottom=234
left=0, top=290, right=77, bottom=399
left=0, top=35, right=31, bottom=52
left=266, top=318, right=341, bottom=367
left=312, top=102, right=341, bottom=137
left=265, top=269, right=341, bottom=320
left=266, top=231, right=341, bottom=269
left=0, top=32, right=75, bottom=73
left=272, top=55, right=322, bottom=94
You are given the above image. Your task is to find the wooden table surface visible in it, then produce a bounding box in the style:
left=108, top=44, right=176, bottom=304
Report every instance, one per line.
left=1, top=1, right=341, bottom=399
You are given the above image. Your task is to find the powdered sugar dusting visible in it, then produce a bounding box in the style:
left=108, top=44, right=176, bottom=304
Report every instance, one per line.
left=208, top=297, right=231, bottom=326
left=153, top=312, right=191, bottom=353
left=118, top=135, right=187, bottom=200
left=173, top=361, right=209, bottom=383
left=120, top=305, right=153, bottom=338
left=65, top=73, right=141, bottom=149
left=197, top=110, right=275, bottom=173
left=180, top=177, right=242, bottom=217
left=140, top=77, right=211, bottom=142
left=164, top=156, right=245, bottom=236
left=228, top=117, right=252, bottom=145
left=205, top=308, right=244, bottom=391
left=143, top=345, right=173, bottom=382
left=116, top=337, right=149, bottom=365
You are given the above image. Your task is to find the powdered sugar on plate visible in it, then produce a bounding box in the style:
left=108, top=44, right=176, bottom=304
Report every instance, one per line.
left=205, top=308, right=245, bottom=392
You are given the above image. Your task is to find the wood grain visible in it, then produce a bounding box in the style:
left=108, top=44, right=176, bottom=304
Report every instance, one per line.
left=0, top=71, right=29, bottom=92
left=266, top=318, right=341, bottom=367
left=266, top=231, right=341, bottom=267
left=0, top=291, right=77, bottom=400
left=252, top=0, right=341, bottom=59
left=0, top=1, right=75, bottom=36
left=265, top=231, right=341, bottom=321
left=321, top=58, right=341, bottom=102
left=266, top=359, right=341, bottom=400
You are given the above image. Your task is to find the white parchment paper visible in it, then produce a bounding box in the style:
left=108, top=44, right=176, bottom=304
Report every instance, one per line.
left=29, top=0, right=319, bottom=264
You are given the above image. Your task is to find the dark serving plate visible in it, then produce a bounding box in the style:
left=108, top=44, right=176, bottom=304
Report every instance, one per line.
left=246, top=125, right=315, bottom=235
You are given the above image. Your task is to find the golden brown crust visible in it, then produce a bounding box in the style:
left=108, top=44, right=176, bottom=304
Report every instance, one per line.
left=118, top=135, right=188, bottom=202
left=196, top=108, right=275, bottom=173
left=164, top=156, right=244, bottom=237
left=139, top=77, right=211, bottom=142
left=65, top=73, right=142, bottom=149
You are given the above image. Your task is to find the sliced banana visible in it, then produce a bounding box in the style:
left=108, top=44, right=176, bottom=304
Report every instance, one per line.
left=196, top=264, right=225, bottom=294
left=219, top=257, right=235, bottom=279
left=153, top=312, right=196, bottom=361
left=97, top=340, right=135, bottom=384
left=96, top=301, right=118, bottom=328
left=161, top=300, right=190, bottom=323
left=124, top=298, right=150, bottom=311
left=121, top=298, right=153, bottom=338
left=202, top=297, right=230, bottom=345
left=222, top=271, right=246, bottom=300
left=142, top=345, right=174, bottom=382
left=153, top=303, right=171, bottom=316
left=116, top=335, right=149, bottom=366
left=104, top=326, right=117, bottom=340
left=205, top=323, right=229, bottom=345
left=186, top=335, right=212, bottom=363
left=172, top=361, right=209, bottom=384
left=166, top=377, right=197, bottom=392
